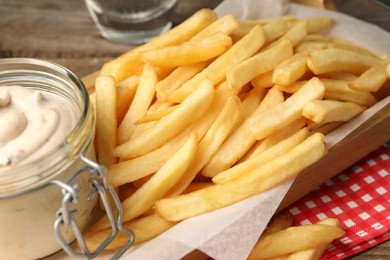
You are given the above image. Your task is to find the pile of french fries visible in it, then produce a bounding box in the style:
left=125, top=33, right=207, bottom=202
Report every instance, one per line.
left=84, top=8, right=390, bottom=257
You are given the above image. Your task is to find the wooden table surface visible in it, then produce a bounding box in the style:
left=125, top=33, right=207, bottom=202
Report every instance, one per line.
left=1, top=0, right=389, bottom=259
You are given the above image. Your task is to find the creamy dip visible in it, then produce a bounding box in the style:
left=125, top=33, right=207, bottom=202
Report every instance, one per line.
left=0, top=85, right=78, bottom=167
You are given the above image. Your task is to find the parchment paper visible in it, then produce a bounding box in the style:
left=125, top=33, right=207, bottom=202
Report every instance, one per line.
left=118, top=1, right=390, bottom=259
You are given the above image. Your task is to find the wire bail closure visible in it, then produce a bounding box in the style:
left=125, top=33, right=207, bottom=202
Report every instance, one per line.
left=51, top=154, right=135, bottom=259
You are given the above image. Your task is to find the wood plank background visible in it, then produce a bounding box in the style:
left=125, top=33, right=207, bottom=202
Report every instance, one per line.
left=0, top=0, right=389, bottom=258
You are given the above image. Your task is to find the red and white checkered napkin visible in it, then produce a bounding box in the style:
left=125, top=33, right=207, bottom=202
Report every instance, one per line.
left=284, top=143, right=390, bottom=259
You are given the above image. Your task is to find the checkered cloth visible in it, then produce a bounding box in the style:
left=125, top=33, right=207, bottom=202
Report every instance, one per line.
left=285, top=143, right=390, bottom=259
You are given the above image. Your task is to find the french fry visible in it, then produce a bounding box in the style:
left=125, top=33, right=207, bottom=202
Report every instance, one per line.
left=227, top=40, right=293, bottom=91
left=263, top=18, right=290, bottom=44
left=242, top=118, right=307, bottom=162
left=248, top=222, right=345, bottom=259
left=99, top=9, right=217, bottom=82
left=167, top=24, right=265, bottom=103
left=329, top=37, right=380, bottom=58
left=321, top=79, right=377, bottom=107
left=117, top=63, right=158, bottom=144
left=213, top=127, right=309, bottom=184
left=95, top=75, right=117, bottom=167
left=189, top=13, right=239, bottom=42
left=156, top=61, right=210, bottom=101
left=140, top=32, right=233, bottom=68
left=272, top=51, right=309, bottom=86
left=307, top=48, right=379, bottom=75
left=305, top=17, right=335, bottom=34
left=387, top=63, right=390, bottom=77
left=248, top=77, right=325, bottom=140
left=294, top=41, right=328, bottom=53
left=349, top=61, right=389, bottom=92
left=251, top=70, right=274, bottom=89
left=266, top=20, right=308, bottom=49
left=114, top=79, right=215, bottom=159
left=302, top=100, right=366, bottom=124
left=155, top=133, right=326, bottom=222
left=135, top=105, right=178, bottom=124
left=286, top=218, right=343, bottom=260
left=236, top=87, right=266, bottom=128
left=166, top=96, right=241, bottom=196
left=262, top=212, right=295, bottom=237
left=82, top=70, right=100, bottom=94
left=116, top=75, right=140, bottom=125
left=307, top=121, right=344, bottom=135
left=201, top=88, right=280, bottom=178
left=274, top=80, right=307, bottom=94
left=85, top=214, right=175, bottom=252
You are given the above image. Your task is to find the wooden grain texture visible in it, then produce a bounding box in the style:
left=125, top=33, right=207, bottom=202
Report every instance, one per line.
left=0, top=0, right=389, bottom=258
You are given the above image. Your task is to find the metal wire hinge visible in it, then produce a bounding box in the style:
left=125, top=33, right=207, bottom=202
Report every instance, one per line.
left=51, top=155, right=135, bottom=259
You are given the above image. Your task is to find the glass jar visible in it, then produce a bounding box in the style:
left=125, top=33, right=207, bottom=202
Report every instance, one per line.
left=0, top=58, right=133, bottom=259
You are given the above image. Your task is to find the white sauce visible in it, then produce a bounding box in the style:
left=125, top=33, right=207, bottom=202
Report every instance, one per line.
left=0, top=85, right=96, bottom=259
left=0, top=85, right=78, bottom=167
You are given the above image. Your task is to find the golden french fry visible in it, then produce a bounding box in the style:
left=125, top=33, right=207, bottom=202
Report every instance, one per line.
left=167, top=24, right=265, bottom=103
left=116, top=75, right=139, bottom=125
left=251, top=70, right=274, bottom=89
left=263, top=18, right=289, bottom=44
left=166, top=96, right=241, bottom=196
left=286, top=218, right=343, bottom=260
left=155, top=133, right=326, bottom=222
left=248, top=222, right=345, bottom=260
left=242, top=118, right=306, bottom=162
left=117, top=63, right=157, bottom=144
left=213, top=127, right=309, bottom=184
left=329, top=37, right=380, bottom=58
left=386, top=63, right=390, bottom=78
left=305, top=17, right=335, bottom=34
left=82, top=70, right=100, bottom=94
left=266, top=20, right=307, bottom=49
left=202, top=88, right=281, bottom=178
left=302, top=100, right=366, bottom=124
left=294, top=40, right=328, bottom=53
left=114, top=79, right=215, bottom=159
left=85, top=214, right=175, bottom=252
left=227, top=40, right=293, bottom=91
left=140, top=32, right=233, bottom=68
left=263, top=212, right=295, bottom=237
left=99, top=9, right=217, bottom=82
left=95, top=75, right=117, bottom=167
left=236, top=87, right=266, bottom=126
left=135, top=105, right=178, bottom=124
left=248, top=77, right=325, bottom=140
left=321, top=79, right=377, bottom=107
left=307, top=121, right=343, bottom=135
left=189, top=14, right=239, bottom=42
left=274, top=80, right=307, bottom=94
left=156, top=61, right=209, bottom=101
left=349, top=62, right=389, bottom=92
left=272, top=51, right=309, bottom=86
left=307, top=48, right=379, bottom=75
